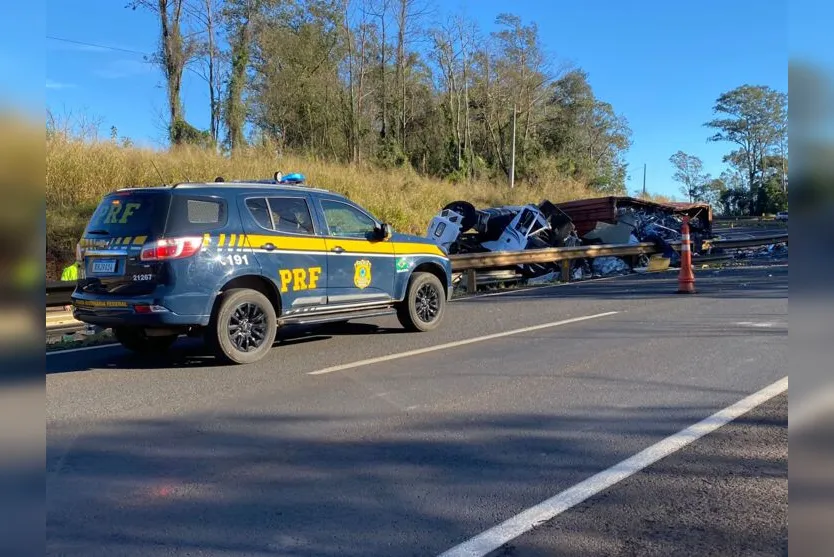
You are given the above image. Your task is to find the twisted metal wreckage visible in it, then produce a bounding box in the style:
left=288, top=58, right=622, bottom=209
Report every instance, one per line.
left=425, top=196, right=715, bottom=280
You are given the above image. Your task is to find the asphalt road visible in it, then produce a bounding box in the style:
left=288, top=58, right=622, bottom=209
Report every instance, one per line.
left=482, top=392, right=788, bottom=557
left=46, top=263, right=788, bottom=557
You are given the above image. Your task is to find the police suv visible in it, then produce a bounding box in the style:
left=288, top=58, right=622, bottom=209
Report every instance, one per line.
left=71, top=173, right=452, bottom=364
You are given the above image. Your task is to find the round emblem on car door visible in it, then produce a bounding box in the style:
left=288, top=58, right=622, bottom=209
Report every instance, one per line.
left=353, top=259, right=372, bottom=289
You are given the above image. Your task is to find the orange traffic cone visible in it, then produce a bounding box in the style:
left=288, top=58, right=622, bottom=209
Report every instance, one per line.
left=677, top=215, right=696, bottom=294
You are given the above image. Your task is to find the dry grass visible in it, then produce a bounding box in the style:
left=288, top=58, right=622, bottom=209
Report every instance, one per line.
left=46, top=134, right=598, bottom=278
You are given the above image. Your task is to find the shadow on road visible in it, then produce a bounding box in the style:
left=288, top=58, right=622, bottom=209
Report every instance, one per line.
left=46, top=322, right=409, bottom=375
left=46, top=398, right=788, bottom=557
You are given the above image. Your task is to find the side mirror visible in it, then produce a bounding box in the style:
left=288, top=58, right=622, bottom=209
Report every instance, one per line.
left=377, top=223, right=393, bottom=240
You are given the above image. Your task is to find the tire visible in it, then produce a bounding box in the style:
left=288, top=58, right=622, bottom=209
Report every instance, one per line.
left=113, top=326, right=178, bottom=354
left=206, top=288, right=277, bottom=365
left=442, top=200, right=478, bottom=231
left=397, top=272, right=446, bottom=332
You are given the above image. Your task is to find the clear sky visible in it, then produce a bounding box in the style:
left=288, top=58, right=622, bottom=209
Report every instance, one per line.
left=43, top=0, right=788, bottom=199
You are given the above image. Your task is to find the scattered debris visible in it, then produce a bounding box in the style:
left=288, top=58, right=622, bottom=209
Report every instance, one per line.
left=592, top=256, right=631, bottom=277
left=526, top=270, right=561, bottom=285
left=426, top=195, right=716, bottom=280
left=572, top=261, right=592, bottom=281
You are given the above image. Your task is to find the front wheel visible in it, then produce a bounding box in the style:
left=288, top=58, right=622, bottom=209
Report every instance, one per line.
left=206, top=288, right=277, bottom=365
left=113, top=326, right=178, bottom=354
left=397, top=272, right=446, bottom=332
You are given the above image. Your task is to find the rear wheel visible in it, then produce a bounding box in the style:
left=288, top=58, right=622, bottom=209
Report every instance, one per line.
left=206, top=288, right=277, bottom=364
left=397, top=272, right=446, bottom=332
left=113, top=326, right=178, bottom=354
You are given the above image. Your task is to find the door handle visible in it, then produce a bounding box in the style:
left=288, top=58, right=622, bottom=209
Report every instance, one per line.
left=261, top=243, right=276, bottom=251
left=331, top=246, right=345, bottom=254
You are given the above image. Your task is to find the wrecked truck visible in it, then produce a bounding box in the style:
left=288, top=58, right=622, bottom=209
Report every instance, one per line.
left=553, top=196, right=713, bottom=250
left=426, top=200, right=577, bottom=277
left=426, top=195, right=715, bottom=280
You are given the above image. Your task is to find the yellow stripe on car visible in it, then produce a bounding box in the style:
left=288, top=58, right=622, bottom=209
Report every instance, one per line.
left=392, top=242, right=445, bottom=257
left=244, top=234, right=328, bottom=252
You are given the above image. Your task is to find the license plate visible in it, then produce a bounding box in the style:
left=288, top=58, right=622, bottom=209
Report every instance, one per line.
left=91, top=259, right=117, bottom=274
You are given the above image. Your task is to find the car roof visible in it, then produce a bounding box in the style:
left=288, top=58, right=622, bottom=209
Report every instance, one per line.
left=109, top=180, right=350, bottom=202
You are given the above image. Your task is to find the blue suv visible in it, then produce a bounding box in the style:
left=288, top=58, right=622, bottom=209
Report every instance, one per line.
left=71, top=174, right=452, bottom=364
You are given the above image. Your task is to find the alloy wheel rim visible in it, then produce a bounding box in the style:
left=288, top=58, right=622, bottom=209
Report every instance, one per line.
left=415, top=283, right=440, bottom=323
left=228, top=302, right=268, bottom=351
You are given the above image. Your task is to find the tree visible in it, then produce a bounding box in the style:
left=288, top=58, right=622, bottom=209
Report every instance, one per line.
left=669, top=150, right=710, bottom=202
left=719, top=187, right=750, bottom=216
left=188, top=0, right=225, bottom=147
left=429, top=12, right=478, bottom=177
left=702, top=177, right=726, bottom=208
left=539, top=69, right=631, bottom=193
left=121, top=4, right=634, bottom=191
left=367, top=0, right=392, bottom=142
left=222, top=0, right=259, bottom=154
left=704, top=84, right=787, bottom=199
left=128, top=0, right=201, bottom=145
left=393, top=0, right=431, bottom=150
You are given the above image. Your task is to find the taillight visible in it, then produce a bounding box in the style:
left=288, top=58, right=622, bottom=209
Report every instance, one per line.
left=140, top=237, right=204, bottom=261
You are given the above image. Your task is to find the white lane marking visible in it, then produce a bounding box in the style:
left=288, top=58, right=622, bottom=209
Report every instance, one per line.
left=46, top=343, right=119, bottom=356
left=308, top=311, right=619, bottom=375
left=436, top=375, right=789, bottom=557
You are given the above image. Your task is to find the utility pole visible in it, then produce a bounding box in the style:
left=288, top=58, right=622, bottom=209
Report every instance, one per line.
left=509, top=103, right=516, bottom=189
left=642, top=163, right=647, bottom=197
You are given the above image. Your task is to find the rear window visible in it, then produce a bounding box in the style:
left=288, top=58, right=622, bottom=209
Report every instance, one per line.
left=166, top=195, right=228, bottom=234
left=85, top=191, right=170, bottom=237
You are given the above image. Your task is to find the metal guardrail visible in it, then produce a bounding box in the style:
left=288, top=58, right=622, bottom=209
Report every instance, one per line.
left=450, top=242, right=660, bottom=292
left=706, top=233, right=788, bottom=250
left=449, top=242, right=659, bottom=272
left=45, top=233, right=789, bottom=308
left=46, top=280, right=75, bottom=308
left=449, top=233, right=789, bottom=292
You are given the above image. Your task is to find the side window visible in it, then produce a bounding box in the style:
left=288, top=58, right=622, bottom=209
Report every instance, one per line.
left=320, top=200, right=377, bottom=238
left=168, top=196, right=227, bottom=234
left=267, top=197, right=315, bottom=235
left=187, top=199, right=221, bottom=224
left=245, top=198, right=273, bottom=229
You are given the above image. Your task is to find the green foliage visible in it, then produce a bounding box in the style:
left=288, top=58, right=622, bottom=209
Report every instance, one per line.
left=538, top=70, right=630, bottom=192
left=679, top=83, right=790, bottom=216
left=669, top=150, right=711, bottom=203
left=375, top=139, right=411, bottom=170
left=755, top=176, right=788, bottom=215
left=719, top=187, right=751, bottom=216
left=705, top=84, right=787, bottom=193
left=127, top=2, right=632, bottom=194
left=170, top=119, right=215, bottom=149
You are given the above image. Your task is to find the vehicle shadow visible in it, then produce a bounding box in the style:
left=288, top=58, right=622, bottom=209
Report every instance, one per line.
left=46, top=322, right=410, bottom=375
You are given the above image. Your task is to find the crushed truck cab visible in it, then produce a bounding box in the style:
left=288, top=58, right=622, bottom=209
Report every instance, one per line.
left=71, top=174, right=452, bottom=364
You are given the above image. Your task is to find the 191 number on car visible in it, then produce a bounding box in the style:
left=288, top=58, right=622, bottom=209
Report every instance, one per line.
left=220, top=254, right=250, bottom=266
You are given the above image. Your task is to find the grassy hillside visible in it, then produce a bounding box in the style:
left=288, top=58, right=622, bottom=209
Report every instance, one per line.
left=46, top=134, right=600, bottom=279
